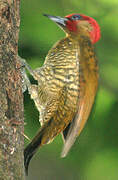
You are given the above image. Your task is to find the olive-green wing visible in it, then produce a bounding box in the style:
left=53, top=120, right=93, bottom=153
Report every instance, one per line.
left=61, top=44, right=98, bottom=157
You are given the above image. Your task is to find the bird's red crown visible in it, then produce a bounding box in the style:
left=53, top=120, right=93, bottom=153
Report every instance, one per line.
left=65, top=14, right=100, bottom=44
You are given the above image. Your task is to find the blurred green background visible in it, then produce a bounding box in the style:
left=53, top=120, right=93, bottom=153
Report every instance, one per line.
left=19, top=0, right=118, bottom=179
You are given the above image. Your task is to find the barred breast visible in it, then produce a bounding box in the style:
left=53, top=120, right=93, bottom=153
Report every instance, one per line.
left=42, top=37, right=80, bottom=112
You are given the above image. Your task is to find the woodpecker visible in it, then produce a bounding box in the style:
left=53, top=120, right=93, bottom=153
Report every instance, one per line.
left=23, top=13, right=100, bottom=175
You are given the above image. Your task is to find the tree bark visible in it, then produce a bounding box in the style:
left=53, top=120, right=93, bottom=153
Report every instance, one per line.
left=0, top=0, right=25, bottom=179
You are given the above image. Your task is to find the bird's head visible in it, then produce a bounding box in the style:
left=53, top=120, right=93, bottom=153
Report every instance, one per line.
left=44, top=13, right=100, bottom=44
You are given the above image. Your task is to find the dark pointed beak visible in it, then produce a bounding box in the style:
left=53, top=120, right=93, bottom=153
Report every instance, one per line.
left=43, top=14, right=68, bottom=27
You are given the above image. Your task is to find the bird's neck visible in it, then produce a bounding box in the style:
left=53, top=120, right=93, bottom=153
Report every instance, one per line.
left=44, top=37, right=79, bottom=67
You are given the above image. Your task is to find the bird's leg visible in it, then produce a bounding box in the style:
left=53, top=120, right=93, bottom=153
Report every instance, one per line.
left=18, top=56, right=35, bottom=78
left=18, top=57, right=39, bottom=142
left=19, top=57, right=40, bottom=106
left=21, top=67, right=32, bottom=93
left=18, top=56, right=42, bottom=117
left=18, top=56, right=36, bottom=94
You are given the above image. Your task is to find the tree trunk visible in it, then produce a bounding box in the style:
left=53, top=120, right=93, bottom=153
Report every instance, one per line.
left=0, top=0, right=25, bottom=179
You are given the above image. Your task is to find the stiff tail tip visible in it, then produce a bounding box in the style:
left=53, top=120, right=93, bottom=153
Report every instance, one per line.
left=24, top=145, right=34, bottom=176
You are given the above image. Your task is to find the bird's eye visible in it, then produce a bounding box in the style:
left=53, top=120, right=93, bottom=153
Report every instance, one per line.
left=71, top=14, right=81, bottom=20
